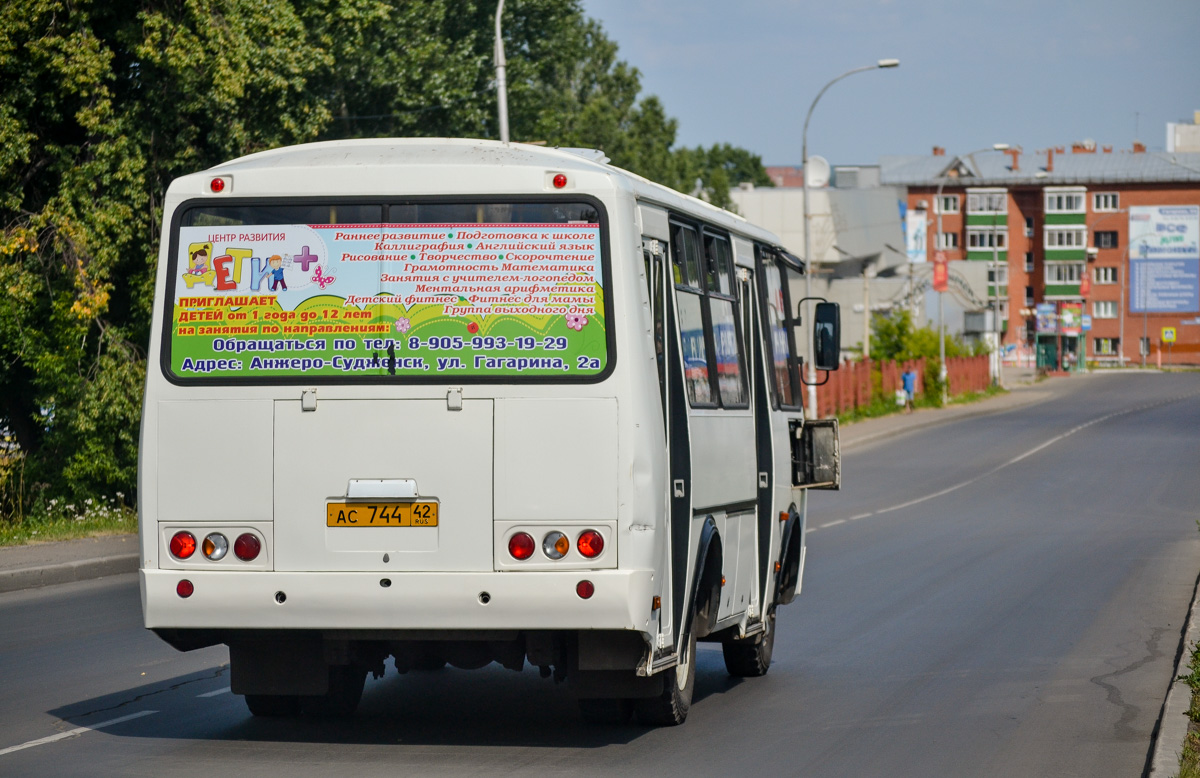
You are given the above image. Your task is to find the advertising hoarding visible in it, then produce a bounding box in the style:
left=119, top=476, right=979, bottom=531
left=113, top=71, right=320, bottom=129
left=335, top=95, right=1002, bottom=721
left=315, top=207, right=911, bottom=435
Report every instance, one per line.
left=906, top=209, right=927, bottom=263
left=1129, top=206, right=1200, bottom=313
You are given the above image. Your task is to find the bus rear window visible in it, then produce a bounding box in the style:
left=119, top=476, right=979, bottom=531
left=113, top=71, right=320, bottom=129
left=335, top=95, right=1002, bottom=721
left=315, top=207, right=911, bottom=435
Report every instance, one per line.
left=165, top=200, right=610, bottom=384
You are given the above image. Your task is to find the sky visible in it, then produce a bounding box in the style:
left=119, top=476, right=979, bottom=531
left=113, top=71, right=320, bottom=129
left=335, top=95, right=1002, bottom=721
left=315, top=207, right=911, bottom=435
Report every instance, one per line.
left=578, top=0, right=1200, bottom=167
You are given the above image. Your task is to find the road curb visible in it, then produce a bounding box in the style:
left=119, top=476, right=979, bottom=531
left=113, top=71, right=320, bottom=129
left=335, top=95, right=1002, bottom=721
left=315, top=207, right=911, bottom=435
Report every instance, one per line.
left=1148, top=568, right=1200, bottom=776
left=0, top=553, right=139, bottom=594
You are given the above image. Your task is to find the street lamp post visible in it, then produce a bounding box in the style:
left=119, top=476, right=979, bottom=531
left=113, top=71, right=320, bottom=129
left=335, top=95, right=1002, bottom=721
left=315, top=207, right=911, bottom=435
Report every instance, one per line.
left=494, top=0, right=509, bottom=143
left=802, top=58, right=899, bottom=419
left=933, top=144, right=1008, bottom=404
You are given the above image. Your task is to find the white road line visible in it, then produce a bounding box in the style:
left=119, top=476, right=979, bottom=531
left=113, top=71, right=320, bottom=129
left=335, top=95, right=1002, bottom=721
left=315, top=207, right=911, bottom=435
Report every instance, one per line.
left=197, top=686, right=231, bottom=698
left=0, top=710, right=157, bottom=757
left=817, top=392, right=1198, bottom=529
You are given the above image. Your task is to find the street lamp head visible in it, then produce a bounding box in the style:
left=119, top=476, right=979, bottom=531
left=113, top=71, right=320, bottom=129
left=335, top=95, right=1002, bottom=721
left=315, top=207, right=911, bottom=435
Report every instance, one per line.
left=992, top=143, right=1010, bottom=151
left=876, top=58, right=900, bottom=68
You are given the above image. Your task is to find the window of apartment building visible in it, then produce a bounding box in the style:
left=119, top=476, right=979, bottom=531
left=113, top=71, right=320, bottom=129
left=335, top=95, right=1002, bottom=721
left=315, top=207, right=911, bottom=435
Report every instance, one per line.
left=987, top=266, right=1008, bottom=285
left=1025, top=252, right=1034, bottom=272
left=1094, top=338, right=1120, bottom=356
left=1095, top=267, right=1118, bottom=284
left=1093, top=300, right=1117, bottom=318
left=1025, top=216, right=1034, bottom=237
left=1045, top=263, right=1084, bottom=284
left=1025, top=285, right=1034, bottom=305
left=967, top=229, right=1007, bottom=249
left=998, top=300, right=1009, bottom=319
left=1045, top=227, right=1086, bottom=248
left=1045, top=188, right=1086, bottom=213
left=1093, top=192, right=1119, bottom=211
left=1094, top=230, right=1119, bottom=249
left=966, top=190, right=1007, bottom=213
left=935, top=195, right=959, bottom=214
left=937, top=232, right=959, bottom=249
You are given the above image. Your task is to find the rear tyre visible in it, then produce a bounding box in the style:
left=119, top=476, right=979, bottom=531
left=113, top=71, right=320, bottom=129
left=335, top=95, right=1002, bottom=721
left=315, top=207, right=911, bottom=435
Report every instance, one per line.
left=245, top=694, right=300, bottom=717
left=721, top=609, right=775, bottom=677
left=633, top=615, right=696, bottom=726
left=577, top=698, right=634, bottom=725
left=299, top=665, right=367, bottom=718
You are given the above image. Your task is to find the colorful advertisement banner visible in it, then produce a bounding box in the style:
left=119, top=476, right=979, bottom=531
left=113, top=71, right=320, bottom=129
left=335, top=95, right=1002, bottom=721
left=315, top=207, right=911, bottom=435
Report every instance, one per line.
left=1035, top=302, right=1058, bottom=334
left=905, top=209, right=927, bottom=263
left=1059, top=302, right=1083, bottom=336
left=169, top=223, right=607, bottom=380
left=1129, top=206, right=1200, bottom=313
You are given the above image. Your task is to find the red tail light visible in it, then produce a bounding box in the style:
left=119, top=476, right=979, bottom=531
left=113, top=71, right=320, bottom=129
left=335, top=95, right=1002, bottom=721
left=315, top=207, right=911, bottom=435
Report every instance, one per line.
left=233, top=533, right=261, bottom=561
left=577, top=530, right=604, bottom=559
left=177, top=579, right=194, bottom=598
left=508, top=532, right=535, bottom=560
left=576, top=580, right=595, bottom=599
left=170, top=531, right=197, bottom=559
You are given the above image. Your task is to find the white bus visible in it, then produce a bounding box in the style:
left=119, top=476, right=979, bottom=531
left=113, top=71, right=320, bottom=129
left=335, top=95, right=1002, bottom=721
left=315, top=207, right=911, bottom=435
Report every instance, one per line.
left=140, top=139, right=842, bottom=725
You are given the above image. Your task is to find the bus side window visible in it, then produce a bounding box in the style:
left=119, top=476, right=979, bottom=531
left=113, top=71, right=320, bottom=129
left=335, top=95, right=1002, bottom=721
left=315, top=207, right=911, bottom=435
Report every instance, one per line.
left=757, top=251, right=798, bottom=409
left=702, top=233, right=746, bottom=407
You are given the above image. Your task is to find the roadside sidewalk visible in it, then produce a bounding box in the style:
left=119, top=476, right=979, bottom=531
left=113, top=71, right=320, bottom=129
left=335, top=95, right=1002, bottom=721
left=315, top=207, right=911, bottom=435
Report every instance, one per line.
left=0, top=373, right=1076, bottom=595
left=0, top=534, right=138, bottom=594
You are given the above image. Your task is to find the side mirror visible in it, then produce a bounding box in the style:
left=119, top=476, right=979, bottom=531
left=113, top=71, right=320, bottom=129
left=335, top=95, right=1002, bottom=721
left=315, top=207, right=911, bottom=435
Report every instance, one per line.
left=813, top=302, right=840, bottom=370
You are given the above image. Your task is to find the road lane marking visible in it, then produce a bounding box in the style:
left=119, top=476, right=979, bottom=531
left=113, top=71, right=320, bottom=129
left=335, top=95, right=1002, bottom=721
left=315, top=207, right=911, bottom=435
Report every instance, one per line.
left=197, top=686, right=231, bottom=698
left=810, top=392, right=1198, bottom=533
left=0, top=710, right=157, bottom=757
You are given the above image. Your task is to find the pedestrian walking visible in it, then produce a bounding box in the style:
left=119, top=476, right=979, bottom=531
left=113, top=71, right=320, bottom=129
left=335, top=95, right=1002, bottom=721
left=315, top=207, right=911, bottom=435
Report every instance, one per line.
left=902, top=367, right=916, bottom=414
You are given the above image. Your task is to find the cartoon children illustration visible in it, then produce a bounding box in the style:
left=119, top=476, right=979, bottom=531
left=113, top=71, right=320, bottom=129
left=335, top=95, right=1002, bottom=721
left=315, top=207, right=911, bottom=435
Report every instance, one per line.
left=186, top=247, right=209, bottom=276
left=268, top=254, right=287, bottom=291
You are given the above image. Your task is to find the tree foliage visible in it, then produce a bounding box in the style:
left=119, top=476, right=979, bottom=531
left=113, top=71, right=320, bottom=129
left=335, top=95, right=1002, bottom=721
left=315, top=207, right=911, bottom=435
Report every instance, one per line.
left=870, top=309, right=984, bottom=363
left=0, top=0, right=770, bottom=513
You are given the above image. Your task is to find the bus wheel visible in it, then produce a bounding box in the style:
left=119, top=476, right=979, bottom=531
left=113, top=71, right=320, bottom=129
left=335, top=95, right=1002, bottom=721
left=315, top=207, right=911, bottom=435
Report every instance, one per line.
left=300, top=665, right=367, bottom=718
left=244, top=694, right=300, bottom=717
left=634, top=614, right=696, bottom=726
left=721, top=609, right=775, bottom=677
left=577, top=698, right=634, bottom=725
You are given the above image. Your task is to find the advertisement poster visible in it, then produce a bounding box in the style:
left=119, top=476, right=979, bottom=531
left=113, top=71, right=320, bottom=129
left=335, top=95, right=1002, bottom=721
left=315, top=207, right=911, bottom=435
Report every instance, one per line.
left=1035, top=303, right=1058, bottom=334
left=1129, top=206, right=1200, bottom=313
left=905, top=209, right=927, bottom=263
left=169, top=223, right=607, bottom=380
left=1059, top=302, right=1083, bottom=336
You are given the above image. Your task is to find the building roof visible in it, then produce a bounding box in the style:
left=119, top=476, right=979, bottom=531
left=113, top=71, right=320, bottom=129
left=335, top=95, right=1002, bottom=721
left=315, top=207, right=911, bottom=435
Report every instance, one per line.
left=879, top=150, right=1200, bottom=187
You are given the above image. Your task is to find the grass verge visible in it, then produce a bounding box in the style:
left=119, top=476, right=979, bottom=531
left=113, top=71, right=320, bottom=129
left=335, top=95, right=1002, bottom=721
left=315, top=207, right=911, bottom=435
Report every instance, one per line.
left=1177, top=640, right=1200, bottom=778
left=836, top=383, right=1007, bottom=425
left=0, top=496, right=137, bottom=547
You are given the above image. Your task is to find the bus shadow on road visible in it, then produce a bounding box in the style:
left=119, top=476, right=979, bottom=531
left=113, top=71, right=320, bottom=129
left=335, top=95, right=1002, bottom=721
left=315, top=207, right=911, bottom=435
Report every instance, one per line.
left=48, top=650, right=745, bottom=748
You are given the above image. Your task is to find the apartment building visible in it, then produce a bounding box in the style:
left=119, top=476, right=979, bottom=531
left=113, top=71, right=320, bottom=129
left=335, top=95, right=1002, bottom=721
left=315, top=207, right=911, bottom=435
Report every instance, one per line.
left=881, top=142, right=1200, bottom=366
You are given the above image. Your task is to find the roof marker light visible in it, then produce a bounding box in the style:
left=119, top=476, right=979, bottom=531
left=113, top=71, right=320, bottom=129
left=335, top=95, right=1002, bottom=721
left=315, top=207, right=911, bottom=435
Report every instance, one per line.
left=552, top=173, right=567, bottom=189
left=209, top=177, right=226, bottom=193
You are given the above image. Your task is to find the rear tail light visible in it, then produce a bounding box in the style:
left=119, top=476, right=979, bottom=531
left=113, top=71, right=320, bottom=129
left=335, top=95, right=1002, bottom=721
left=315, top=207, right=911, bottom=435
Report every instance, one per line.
left=508, top=532, right=535, bottom=560
left=202, top=533, right=229, bottom=561
left=233, top=533, right=261, bottom=561
left=542, top=531, right=569, bottom=560
left=177, top=579, right=194, bottom=598
left=576, top=580, right=595, bottom=599
left=576, top=530, right=604, bottom=559
left=170, top=531, right=197, bottom=559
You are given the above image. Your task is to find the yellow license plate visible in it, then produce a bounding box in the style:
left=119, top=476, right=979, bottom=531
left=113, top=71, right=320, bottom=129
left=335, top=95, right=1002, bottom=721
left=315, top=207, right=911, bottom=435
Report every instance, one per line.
left=326, top=501, right=439, bottom=527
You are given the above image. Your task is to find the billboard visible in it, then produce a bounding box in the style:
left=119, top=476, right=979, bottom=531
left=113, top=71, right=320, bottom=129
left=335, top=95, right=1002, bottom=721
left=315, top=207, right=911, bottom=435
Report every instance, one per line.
left=1129, top=206, right=1200, bottom=313
left=1059, top=302, right=1083, bottom=336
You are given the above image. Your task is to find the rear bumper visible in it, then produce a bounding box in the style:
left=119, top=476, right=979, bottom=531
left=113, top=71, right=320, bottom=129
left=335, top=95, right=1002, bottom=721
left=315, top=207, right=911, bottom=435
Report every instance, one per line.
left=141, top=568, right=656, bottom=632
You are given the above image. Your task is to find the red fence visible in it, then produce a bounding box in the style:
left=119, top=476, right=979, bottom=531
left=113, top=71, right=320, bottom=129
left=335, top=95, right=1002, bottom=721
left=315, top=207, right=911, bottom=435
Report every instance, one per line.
left=813, top=355, right=988, bottom=419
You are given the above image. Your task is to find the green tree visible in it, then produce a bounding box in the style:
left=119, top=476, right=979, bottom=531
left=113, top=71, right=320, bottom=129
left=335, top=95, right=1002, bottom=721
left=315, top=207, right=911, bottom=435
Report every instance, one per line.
left=1, top=0, right=329, bottom=506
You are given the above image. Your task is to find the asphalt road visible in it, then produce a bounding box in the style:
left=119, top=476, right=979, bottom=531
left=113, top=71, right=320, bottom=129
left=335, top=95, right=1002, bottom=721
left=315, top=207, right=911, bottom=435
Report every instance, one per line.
left=1, top=373, right=1198, bottom=777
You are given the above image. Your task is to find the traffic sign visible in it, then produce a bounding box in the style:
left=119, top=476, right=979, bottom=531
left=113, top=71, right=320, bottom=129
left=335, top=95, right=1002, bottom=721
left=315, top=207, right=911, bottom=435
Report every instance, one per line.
left=1162, top=327, right=1177, bottom=343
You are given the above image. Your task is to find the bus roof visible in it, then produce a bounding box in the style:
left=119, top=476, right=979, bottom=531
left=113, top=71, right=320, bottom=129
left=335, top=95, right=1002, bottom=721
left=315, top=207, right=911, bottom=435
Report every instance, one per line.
left=193, top=138, right=787, bottom=252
